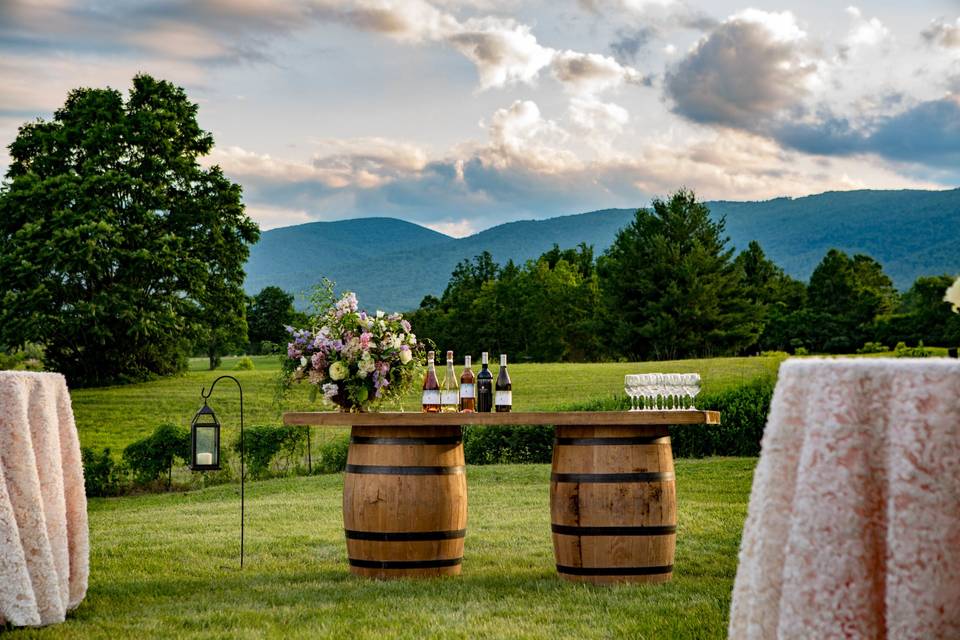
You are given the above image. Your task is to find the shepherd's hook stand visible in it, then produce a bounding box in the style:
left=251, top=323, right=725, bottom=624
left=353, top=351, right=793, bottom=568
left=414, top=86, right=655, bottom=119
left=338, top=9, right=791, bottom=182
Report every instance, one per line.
left=202, top=375, right=245, bottom=568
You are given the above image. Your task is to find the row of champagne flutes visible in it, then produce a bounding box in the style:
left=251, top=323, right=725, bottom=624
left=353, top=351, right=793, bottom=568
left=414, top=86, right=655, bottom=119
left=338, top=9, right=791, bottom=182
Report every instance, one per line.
left=625, top=373, right=701, bottom=411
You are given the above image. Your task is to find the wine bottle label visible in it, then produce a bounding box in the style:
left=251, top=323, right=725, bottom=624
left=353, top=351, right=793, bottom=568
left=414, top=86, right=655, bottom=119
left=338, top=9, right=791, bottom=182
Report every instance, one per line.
left=495, top=390, right=512, bottom=405
left=441, top=391, right=459, bottom=405
left=422, top=390, right=440, bottom=405
left=460, top=383, right=475, bottom=398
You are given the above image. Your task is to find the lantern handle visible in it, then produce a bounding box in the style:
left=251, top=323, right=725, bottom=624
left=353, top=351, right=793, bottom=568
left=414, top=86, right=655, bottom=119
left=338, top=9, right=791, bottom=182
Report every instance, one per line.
left=201, top=375, right=241, bottom=400
left=199, top=374, right=245, bottom=568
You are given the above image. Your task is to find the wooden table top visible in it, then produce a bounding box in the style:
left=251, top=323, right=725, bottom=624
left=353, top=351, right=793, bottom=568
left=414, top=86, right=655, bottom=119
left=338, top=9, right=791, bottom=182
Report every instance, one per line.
left=283, top=410, right=720, bottom=427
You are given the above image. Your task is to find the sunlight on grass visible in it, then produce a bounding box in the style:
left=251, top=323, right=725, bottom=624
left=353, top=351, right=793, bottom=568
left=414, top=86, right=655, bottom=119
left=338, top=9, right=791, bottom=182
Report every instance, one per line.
left=8, top=459, right=755, bottom=640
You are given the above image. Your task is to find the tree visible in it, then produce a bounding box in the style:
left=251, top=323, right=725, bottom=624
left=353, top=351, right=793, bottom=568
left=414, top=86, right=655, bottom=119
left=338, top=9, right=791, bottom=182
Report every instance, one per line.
left=598, top=189, right=760, bottom=360
left=247, top=286, right=297, bottom=354
left=734, top=241, right=806, bottom=352
left=0, top=75, right=259, bottom=385
left=804, top=249, right=898, bottom=352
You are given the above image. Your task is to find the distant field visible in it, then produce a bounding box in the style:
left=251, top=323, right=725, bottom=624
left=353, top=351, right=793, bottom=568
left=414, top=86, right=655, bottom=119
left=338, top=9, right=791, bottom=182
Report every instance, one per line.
left=71, top=355, right=786, bottom=452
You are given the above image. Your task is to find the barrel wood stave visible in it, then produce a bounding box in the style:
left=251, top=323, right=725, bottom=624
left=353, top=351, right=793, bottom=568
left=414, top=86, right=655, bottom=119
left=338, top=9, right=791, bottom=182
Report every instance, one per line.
left=550, top=424, right=676, bottom=584
left=343, top=425, right=467, bottom=579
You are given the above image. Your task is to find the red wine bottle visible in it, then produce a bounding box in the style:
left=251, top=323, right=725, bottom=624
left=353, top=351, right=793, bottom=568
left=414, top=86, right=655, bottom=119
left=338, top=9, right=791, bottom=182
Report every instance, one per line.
left=421, top=351, right=440, bottom=413
left=476, top=352, right=493, bottom=413
left=495, top=353, right=512, bottom=412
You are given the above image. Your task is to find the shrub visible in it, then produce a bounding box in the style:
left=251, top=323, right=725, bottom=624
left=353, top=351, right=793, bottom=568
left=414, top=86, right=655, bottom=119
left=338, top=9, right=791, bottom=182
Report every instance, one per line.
left=857, top=341, right=888, bottom=354
left=793, top=346, right=809, bottom=355
left=894, top=341, right=931, bottom=358
left=0, top=342, right=45, bottom=371
left=123, top=424, right=190, bottom=489
left=463, top=425, right=554, bottom=464
left=259, top=340, right=280, bottom=355
left=235, top=356, right=255, bottom=370
left=81, top=447, right=128, bottom=497
left=235, top=425, right=306, bottom=478
left=314, top=434, right=350, bottom=473
left=671, top=377, right=775, bottom=458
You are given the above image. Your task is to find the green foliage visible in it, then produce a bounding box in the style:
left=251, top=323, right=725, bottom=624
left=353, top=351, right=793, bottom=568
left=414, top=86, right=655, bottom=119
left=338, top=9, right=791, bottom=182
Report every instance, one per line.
left=794, top=346, right=809, bottom=355
left=463, top=425, right=554, bottom=464
left=561, top=378, right=775, bottom=458
left=122, top=424, right=190, bottom=488
left=235, top=425, right=306, bottom=478
left=81, top=447, right=128, bottom=497
left=247, top=286, right=297, bottom=353
left=235, top=356, right=255, bottom=370
left=313, top=434, right=350, bottom=474
left=0, top=74, right=259, bottom=386
left=0, top=342, right=45, bottom=371
left=598, top=189, right=761, bottom=360
left=894, top=341, right=931, bottom=358
left=409, top=245, right=606, bottom=361
left=857, top=341, right=888, bottom=354
left=672, top=378, right=775, bottom=458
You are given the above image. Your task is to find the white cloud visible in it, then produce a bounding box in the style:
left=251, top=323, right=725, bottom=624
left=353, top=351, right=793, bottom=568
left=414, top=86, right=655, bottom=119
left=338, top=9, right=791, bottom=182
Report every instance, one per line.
left=423, top=218, right=477, bottom=237
left=729, top=9, right=805, bottom=43
left=844, top=7, right=889, bottom=49
left=665, top=10, right=817, bottom=127
left=922, top=17, right=960, bottom=49
left=550, top=50, right=640, bottom=95
left=447, top=17, right=554, bottom=89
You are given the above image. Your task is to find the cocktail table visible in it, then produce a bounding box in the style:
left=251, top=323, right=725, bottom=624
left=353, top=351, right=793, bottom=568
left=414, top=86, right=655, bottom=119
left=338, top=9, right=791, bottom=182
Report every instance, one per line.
left=283, top=410, right=720, bottom=582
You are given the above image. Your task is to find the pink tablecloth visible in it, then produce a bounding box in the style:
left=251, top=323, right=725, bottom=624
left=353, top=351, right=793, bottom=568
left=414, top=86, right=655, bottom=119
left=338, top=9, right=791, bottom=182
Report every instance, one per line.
left=0, top=372, right=88, bottom=627
left=729, top=358, right=960, bottom=639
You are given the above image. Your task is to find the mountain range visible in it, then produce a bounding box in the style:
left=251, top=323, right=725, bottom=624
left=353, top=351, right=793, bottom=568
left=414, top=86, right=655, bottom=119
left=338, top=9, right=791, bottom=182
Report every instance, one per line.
left=244, top=189, right=960, bottom=311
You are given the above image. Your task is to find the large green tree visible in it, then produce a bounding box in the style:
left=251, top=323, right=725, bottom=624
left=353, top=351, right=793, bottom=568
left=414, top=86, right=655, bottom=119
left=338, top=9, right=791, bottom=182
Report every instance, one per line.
left=0, top=75, right=259, bottom=385
left=598, top=189, right=760, bottom=359
left=246, top=286, right=297, bottom=353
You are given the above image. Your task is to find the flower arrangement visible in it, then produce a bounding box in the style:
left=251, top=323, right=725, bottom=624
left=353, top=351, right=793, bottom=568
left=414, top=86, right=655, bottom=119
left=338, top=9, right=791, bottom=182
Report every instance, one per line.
left=945, top=277, right=960, bottom=314
left=281, top=286, right=424, bottom=412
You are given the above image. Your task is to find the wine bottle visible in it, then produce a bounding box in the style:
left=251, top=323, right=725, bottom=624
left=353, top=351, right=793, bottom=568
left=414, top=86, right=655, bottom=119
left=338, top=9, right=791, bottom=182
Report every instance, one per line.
left=495, top=353, right=512, bottom=412
left=459, top=355, right=476, bottom=413
left=476, top=351, right=493, bottom=413
left=421, top=350, right=440, bottom=413
left=440, top=350, right=459, bottom=413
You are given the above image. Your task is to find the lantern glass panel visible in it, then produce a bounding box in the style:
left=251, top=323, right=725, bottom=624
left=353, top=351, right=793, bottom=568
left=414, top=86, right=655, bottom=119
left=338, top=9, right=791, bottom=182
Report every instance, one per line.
left=195, top=425, right=218, bottom=467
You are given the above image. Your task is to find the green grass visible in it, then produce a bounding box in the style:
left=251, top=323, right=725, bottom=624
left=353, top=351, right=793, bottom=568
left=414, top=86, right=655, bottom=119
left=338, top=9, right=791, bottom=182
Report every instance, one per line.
left=9, top=459, right=755, bottom=639
left=72, top=355, right=786, bottom=452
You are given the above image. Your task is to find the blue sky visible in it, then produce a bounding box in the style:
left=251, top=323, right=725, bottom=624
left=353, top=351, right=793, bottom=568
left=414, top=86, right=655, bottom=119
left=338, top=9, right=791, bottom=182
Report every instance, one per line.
left=1, top=1, right=958, bottom=235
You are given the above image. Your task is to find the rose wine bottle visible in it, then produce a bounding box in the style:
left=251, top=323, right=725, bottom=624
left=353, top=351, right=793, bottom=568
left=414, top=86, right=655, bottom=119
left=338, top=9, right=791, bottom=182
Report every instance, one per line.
left=421, top=350, right=440, bottom=413
left=495, top=353, right=512, bottom=412
left=459, top=355, right=476, bottom=413
left=476, top=351, right=494, bottom=413
left=440, top=350, right=459, bottom=413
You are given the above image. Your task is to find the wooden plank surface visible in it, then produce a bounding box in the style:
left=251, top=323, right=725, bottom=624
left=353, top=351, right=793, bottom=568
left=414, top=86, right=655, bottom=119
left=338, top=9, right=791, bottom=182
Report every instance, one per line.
left=283, top=410, right=720, bottom=427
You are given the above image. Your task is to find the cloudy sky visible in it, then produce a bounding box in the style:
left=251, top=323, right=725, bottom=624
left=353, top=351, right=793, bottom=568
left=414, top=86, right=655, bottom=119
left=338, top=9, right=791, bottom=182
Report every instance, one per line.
left=1, top=0, right=959, bottom=235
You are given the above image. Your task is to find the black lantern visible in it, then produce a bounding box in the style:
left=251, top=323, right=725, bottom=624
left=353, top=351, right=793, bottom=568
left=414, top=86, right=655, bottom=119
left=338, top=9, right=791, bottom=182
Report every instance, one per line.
left=190, top=402, right=221, bottom=471
left=192, top=375, right=246, bottom=567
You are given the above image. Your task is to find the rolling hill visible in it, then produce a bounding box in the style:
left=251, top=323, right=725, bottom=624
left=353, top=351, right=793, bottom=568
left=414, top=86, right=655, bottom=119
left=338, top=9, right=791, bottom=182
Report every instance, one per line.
left=244, top=189, right=960, bottom=311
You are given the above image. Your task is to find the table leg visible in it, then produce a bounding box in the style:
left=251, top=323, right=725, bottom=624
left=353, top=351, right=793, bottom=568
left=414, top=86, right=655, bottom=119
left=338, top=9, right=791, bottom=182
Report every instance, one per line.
left=342, top=424, right=467, bottom=579
left=550, top=424, right=676, bottom=584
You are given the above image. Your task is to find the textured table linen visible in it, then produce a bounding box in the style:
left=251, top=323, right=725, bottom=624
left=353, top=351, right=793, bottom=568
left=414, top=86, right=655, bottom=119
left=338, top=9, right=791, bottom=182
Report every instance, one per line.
left=0, top=372, right=88, bottom=627
left=729, top=358, right=960, bottom=639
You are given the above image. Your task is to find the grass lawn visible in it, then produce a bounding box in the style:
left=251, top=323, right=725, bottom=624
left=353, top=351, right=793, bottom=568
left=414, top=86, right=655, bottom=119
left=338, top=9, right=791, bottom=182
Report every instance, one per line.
left=8, top=458, right=755, bottom=639
left=71, top=355, right=786, bottom=452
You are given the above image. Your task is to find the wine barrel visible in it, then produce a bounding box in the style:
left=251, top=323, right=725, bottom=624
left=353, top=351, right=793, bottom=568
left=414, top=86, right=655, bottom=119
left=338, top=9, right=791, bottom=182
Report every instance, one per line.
left=550, top=424, right=676, bottom=584
left=343, top=424, right=467, bottom=578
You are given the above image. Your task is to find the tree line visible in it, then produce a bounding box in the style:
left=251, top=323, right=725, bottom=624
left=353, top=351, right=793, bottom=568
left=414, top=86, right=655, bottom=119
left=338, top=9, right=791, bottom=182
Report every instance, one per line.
left=405, top=190, right=960, bottom=361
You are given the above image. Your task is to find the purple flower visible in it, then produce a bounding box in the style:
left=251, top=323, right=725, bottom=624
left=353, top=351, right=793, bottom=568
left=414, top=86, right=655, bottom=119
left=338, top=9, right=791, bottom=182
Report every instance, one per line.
left=311, top=352, right=326, bottom=370
left=400, top=319, right=411, bottom=333
left=287, top=343, right=301, bottom=359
